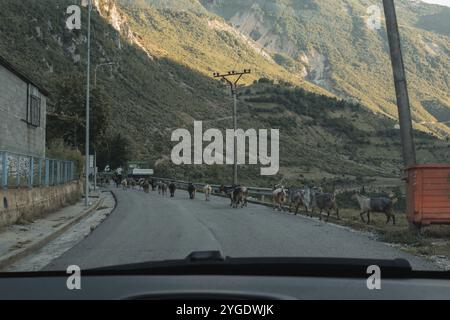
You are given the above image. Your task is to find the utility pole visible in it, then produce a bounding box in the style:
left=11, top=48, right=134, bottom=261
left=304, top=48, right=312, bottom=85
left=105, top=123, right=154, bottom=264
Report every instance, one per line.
left=213, top=69, right=251, bottom=186
left=383, top=0, right=419, bottom=233
left=383, top=0, right=416, bottom=168
left=94, top=151, right=97, bottom=191
left=85, top=0, right=92, bottom=206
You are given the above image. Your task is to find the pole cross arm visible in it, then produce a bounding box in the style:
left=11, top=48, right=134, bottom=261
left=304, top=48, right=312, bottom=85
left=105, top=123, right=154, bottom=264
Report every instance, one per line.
left=213, top=70, right=251, bottom=80
left=213, top=70, right=251, bottom=94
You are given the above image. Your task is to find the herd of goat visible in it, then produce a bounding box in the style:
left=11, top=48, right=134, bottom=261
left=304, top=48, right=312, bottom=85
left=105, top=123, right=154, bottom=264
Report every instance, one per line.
left=278, top=186, right=397, bottom=225
left=108, top=176, right=398, bottom=225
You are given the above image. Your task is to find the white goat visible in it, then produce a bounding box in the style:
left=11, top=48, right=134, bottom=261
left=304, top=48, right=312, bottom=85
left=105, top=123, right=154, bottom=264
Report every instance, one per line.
left=273, top=186, right=288, bottom=211
left=204, top=184, right=212, bottom=201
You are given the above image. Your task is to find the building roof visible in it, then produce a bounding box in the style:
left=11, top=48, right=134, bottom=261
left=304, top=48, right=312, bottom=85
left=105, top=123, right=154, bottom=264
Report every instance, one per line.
left=0, top=55, right=50, bottom=96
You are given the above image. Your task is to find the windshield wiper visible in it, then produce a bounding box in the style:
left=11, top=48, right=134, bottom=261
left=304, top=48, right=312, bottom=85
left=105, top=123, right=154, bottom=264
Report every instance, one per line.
left=86, top=250, right=414, bottom=278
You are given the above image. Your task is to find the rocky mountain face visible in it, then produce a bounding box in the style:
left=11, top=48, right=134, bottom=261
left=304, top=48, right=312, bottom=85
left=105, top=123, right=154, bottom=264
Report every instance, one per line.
left=200, top=0, right=450, bottom=137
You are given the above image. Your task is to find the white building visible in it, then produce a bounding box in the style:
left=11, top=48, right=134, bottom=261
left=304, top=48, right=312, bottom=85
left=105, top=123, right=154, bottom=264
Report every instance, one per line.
left=0, top=55, right=48, bottom=158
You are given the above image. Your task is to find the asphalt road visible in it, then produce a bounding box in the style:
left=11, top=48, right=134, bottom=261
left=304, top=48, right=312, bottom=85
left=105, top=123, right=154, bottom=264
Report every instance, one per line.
left=45, top=187, right=436, bottom=271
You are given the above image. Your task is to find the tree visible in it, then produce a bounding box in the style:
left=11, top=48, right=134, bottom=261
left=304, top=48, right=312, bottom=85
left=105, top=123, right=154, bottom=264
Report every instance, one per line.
left=96, top=133, right=131, bottom=171
left=47, top=73, right=111, bottom=151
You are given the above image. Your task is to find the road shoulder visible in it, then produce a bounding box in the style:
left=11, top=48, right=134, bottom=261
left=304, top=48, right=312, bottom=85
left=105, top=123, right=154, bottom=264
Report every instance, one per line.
left=0, top=190, right=115, bottom=271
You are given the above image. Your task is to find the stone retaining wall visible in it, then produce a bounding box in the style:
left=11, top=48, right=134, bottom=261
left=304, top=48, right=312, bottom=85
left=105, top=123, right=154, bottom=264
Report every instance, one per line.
left=0, top=181, right=83, bottom=228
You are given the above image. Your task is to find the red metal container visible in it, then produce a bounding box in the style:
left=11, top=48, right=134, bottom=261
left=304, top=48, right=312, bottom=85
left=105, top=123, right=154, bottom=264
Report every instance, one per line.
left=406, top=164, right=450, bottom=226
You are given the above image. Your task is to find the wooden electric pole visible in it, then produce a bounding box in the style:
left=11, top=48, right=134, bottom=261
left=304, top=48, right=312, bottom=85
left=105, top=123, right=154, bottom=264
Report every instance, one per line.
left=213, top=69, right=251, bottom=186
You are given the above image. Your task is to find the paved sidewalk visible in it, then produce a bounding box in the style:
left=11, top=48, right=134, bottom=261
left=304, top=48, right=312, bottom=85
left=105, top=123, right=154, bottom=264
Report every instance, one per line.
left=0, top=191, right=106, bottom=271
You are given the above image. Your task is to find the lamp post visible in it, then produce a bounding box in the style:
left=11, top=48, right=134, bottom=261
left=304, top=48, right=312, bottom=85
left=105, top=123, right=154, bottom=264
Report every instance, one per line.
left=84, top=0, right=92, bottom=206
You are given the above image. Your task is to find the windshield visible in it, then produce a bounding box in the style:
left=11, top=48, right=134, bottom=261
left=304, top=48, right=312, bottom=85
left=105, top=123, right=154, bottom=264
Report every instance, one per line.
left=0, top=0, right=449, bottom=275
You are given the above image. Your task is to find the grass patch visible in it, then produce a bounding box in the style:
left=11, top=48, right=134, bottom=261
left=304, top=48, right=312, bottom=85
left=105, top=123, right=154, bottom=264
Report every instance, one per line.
left=331, top=208, right=450, bottom=260
left=378, top=229, right=420, bottom=245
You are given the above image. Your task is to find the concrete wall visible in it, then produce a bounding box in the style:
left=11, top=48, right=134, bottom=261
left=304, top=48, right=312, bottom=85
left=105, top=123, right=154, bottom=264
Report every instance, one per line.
left=0, top=181, right=83, bottom=228
left=0, top=64, right=47, bottom=158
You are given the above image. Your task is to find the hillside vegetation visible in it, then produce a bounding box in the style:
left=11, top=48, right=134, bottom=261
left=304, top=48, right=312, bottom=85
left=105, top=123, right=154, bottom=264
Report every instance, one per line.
left=0, top=0, right=448, bottom=187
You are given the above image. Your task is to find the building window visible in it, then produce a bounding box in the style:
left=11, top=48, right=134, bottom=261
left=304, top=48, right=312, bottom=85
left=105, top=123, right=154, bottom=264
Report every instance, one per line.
left=29, top=95, right=41, bottom=127
left=27, top=85, right=41, bottom=127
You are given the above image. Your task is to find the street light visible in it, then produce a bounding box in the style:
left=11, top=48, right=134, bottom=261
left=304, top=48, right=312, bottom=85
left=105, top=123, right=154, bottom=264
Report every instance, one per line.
left=84, top=0, right=92, bottom=206
left=92, top=62, right=116, bottom=192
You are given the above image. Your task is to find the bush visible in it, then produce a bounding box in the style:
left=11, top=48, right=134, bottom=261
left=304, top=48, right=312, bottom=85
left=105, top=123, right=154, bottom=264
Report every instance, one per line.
left=46, top=139, right=84, bottom=179
left=258, top=77, right=274, bottom=84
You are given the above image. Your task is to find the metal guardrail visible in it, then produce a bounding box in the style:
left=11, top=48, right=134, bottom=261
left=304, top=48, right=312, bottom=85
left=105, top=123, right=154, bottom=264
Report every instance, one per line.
left=139, top=177, right=401, bottom=198
left=151, top=177, right=274, bottom=197
left=0, top=150, right=76, bottom=189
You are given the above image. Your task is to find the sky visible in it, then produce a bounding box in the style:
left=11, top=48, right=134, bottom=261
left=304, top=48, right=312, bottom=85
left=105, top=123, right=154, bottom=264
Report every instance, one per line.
left=419, top=0, right=450, bottom=7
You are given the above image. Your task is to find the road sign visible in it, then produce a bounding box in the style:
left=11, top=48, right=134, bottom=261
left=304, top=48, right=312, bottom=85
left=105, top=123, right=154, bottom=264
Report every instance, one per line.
left=132, top=169, right=154, bottom=176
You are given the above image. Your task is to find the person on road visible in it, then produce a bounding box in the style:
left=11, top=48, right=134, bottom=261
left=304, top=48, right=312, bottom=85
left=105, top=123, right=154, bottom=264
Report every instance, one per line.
left=188, top=183, right=196, bottom=200
left=143, top=179, right=150, bottom=193
left=150, top=179, right=156, bottom=191
left=169, top=182, right=176, bottom=197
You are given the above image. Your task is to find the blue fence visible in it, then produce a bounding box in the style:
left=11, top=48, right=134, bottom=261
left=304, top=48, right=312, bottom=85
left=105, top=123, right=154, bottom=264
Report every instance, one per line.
left=0, top=150, right=76, bottom=189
